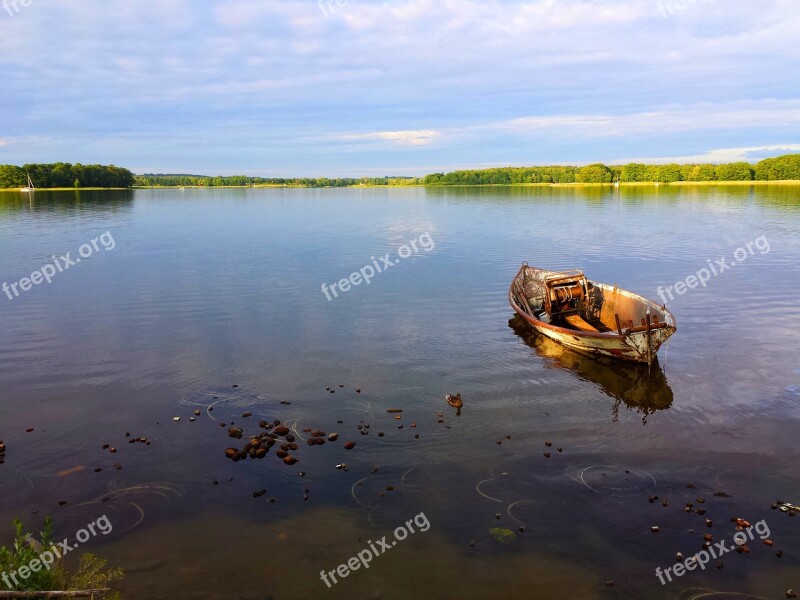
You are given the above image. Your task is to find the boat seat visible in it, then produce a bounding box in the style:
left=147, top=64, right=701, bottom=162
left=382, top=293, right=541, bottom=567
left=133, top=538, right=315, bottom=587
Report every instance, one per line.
left=563, top=314, right=599, bottom=333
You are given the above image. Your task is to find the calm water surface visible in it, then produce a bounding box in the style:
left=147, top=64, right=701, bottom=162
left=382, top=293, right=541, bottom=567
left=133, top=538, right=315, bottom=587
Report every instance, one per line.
left=0, top=186, right=799, bottom=599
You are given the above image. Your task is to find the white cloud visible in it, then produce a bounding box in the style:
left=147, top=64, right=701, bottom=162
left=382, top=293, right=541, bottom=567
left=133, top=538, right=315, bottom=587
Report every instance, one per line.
left=614, top=144, right=800, bottom=165
left=475, top=102, right=800, bottom=139
left=0, top=0, right=799, bottom=172
left=336, top=130, right=441, bottom=146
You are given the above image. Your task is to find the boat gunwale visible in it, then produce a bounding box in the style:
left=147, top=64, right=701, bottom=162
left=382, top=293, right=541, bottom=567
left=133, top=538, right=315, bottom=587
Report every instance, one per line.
left=507, top=264, right=677, bottom=341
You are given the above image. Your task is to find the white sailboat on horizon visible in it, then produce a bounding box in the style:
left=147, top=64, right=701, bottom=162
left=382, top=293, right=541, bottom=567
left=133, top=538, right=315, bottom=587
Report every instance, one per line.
left=20, top=173, right=35, bottom=193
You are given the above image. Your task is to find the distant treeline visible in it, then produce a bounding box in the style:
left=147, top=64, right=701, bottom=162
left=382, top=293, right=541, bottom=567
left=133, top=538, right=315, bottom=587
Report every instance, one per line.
left=134, top=174, right=423, bottom=187
left=4, top=154, right=799, bottom=190
left=0, top=163, right=135, bottom=188
left=422, top=153, right=800, bottom=185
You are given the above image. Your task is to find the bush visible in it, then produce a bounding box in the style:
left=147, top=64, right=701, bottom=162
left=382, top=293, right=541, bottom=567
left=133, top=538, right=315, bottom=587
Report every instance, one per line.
left=576, top=163, right=612, bottom=183
left=620, top=163, right=649, bottom=182
left=755, top=154, right=800, bottom=180
left=656, top=163, right=683, bottom=182
left=686, top=164, right=716, bottom=181
left=715, top=162, right=753, bottom=181
left=0, top=518, right=123, bottom=599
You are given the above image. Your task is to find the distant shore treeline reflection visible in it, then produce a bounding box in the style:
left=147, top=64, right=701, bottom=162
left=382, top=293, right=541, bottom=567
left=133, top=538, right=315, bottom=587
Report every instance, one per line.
left=0, top=163, right=134, bottom=188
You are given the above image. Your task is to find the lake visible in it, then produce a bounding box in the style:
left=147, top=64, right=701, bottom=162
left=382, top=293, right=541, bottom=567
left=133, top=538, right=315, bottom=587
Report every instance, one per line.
left=1, top=185, right=799, bottom=599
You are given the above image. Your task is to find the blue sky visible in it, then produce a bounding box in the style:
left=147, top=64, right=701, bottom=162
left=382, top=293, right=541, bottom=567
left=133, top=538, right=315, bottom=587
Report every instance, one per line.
left=1, top=0, right=798, bottom=176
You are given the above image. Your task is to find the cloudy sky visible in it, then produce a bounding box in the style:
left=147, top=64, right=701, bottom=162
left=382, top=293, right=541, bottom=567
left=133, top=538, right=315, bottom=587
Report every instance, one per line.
left=1, top=0, right=799, bottom=176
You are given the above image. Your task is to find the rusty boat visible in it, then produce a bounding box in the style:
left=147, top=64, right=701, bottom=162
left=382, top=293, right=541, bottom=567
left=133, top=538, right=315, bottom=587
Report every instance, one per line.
left=509, top=264, right=676, bottom=364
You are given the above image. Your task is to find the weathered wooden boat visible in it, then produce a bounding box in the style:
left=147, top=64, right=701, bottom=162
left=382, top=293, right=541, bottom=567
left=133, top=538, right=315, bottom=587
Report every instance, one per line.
left=509, top=264, right=676, bottom=364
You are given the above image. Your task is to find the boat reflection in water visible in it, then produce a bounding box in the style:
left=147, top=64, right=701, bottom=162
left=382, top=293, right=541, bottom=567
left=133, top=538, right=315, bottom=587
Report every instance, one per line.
left=508, top=316, right=674, bottom=423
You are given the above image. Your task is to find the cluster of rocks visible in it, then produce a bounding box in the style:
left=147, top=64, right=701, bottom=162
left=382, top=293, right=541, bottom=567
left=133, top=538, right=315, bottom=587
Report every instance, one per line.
left=773, top=500, right=799, bottom=517
left=647, top=485, right=785, bottom=568
left=93, top=433, right=145, bottom=472
left=223, top=418, right=351, bottom=467
left=211, top=388, right=454, bottom=505
left=124, top=432, right=152, bottom=446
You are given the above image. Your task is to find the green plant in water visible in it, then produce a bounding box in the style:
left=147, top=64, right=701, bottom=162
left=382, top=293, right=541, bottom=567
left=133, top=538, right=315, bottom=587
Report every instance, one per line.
left=68, top=554, right=124, bottom=600
left=0, top=518, right=123, bottom=599
left=489, top=527, right=516, bottom=545
left=0, top=517, right=63, bottom=593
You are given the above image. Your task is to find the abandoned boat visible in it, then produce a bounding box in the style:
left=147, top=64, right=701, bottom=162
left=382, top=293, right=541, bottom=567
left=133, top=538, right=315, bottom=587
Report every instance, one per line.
left=509, top=264, right=677, bottom=364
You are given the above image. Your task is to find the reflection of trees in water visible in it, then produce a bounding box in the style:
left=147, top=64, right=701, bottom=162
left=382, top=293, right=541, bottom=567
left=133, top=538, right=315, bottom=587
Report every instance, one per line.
left=0, top=189, right=135, bottom=216
left=508, top=316, right=674, bottom=424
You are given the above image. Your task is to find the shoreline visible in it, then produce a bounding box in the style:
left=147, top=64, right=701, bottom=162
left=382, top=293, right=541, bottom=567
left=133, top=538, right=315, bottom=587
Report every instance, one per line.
left=1, top=187, right=132, bottom=192
left=136, top=180, right=800, bottom=189
left=424, top=180, right=800, bottom=188
left=3, top=180, right=800, bottom=192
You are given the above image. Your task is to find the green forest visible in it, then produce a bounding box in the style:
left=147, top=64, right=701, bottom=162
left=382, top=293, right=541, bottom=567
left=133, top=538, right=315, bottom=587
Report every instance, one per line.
left=422, top=153, right=800, bottom=185
left=0, top=163, right=135, bottom=188
left=134, top=174, right=422, bottom=187
left=2, top=154, right=799, bottom=189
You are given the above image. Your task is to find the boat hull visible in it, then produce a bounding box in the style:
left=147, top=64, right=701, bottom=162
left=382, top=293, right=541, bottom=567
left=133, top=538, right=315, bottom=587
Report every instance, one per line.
left=509, top=265, right=676, bottom=364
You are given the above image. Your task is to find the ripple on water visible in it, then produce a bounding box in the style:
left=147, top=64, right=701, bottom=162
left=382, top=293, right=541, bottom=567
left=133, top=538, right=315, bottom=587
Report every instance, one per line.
left=59, top=481, right=184, bottom=534
left=179, top=385, right=278, bottom=419
left=675, top=591, right=768, bottom=600
left=568, top=464, right=657, bottom=497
